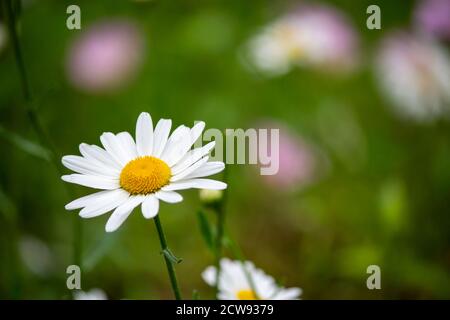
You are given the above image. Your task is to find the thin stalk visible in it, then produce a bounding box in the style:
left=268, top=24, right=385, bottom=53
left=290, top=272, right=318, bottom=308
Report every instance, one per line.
left=214, top=208, right=225, bottom=298
left=3, top=0, right=82, bottom=266
left=73, top=215, right=83, bottom=267
left=153, top=215, right=182, bottom=300
left=3, top=0, right=60, bottom=169
left=224, top=231, right=260, bottom=298
left=213, top=168, right=228, bottom=299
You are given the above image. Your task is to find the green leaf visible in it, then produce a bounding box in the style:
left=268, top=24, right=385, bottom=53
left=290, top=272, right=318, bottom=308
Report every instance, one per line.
left=192, top=289, right=200, bottom=300
left=0, top=124, right=51, bottom=161
left=162, top=248, right=182, bottom=264
left=196, top=209, right=214, bottom=251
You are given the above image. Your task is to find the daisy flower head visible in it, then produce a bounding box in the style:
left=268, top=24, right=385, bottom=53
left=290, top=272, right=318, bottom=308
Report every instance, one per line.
left=62, top=112, right=226, bottom=232
left=202, top=258, right=302, bottom=300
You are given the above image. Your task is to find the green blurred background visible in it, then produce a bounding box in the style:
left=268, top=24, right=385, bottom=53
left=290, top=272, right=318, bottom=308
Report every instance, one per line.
left=0, top=0, right=449, bottom=299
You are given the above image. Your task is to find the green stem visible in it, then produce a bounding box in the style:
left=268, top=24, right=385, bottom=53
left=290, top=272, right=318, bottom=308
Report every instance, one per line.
left=3, top=0, right=82, bottom=265
left=4, top=1, right=29, bottom=97
left=225, top=231, right=259, bottom=298
left=153, top=215, right=182, bottom=300
left=213, top=167, right=228, bottom=299
left=214, top=208, right=224, bottom=298
left=3, top=0, right=58, bottom=166
left=73, top=215, right=83, bottom=267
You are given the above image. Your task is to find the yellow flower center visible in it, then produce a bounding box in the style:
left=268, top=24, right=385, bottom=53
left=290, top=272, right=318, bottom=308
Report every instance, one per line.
left=236, top=289, right=258, bottom=300
left=120, top=156, right=171, bottom=195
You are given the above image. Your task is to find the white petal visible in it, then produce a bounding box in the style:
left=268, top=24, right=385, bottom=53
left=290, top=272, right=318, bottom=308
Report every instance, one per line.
left=160, top=125, right=191, bottom=166
left=100, top=132, right=131, bottom=166
left=105, top=208, right=133, bottom=233
left=170, top=156, right=209, bottom=182
left=79, top=189, right=130, bottom=218
left=155, top=190, right=183, bottom=203
left=161, top=122, right=206, bottom=167
left=117, top=132, right=138, bottom=160
left=273, top=287, right=302, bottom=300
left=218, top=292, right=235, bottom=300
left=65, top=190, right=120, bottom=210
left=202, top=266, right=217, bottom=286
left=62, top=155, right=119, bottom=177
left=142, top=195, right=159, bottom=219
left=184, top=161, right=225, bottom=179
left=190, top=121, right=205, bottom=145
left=74, top=289, right=107, bottom=300
left=62, top=174, right=120, bottom=190
left=171, top=141, right=215, bottom=175
left=105, top=196, right=145, bottom=232
left=162, top=179, right=227, bottom=191
left=136, top=112, right=153, bottom=156
left=151, top=119, right=172, bottom=157
left=79, top=143, right=121, bottom=169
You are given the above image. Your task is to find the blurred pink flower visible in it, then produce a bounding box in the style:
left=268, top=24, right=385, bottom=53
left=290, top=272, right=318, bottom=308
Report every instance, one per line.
left=247, top=3, right=359, bottom=76
left=414, top=0, right=450, bottom=41
left=257, top=122, right=324, bottom=190
left=66, top=20, right=145, bottom=93
left=375, top=32, right=450, bottom=122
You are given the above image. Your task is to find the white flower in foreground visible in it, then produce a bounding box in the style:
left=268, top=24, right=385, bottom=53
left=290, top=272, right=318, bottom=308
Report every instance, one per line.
left=202, top=258, right=302, bottom=300
left=62, top=112, right=226, bottom=232
left=74, top=288, right=107, bottom=300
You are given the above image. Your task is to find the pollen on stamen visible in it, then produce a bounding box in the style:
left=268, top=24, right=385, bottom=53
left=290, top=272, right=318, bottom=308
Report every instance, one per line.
left=120, top=156, right=171, bottom=195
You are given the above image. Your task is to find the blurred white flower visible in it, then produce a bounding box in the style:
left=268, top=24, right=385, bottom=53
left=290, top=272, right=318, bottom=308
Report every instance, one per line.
left=246, top=4, right=359, bottom=76
left=375, top=32, right=450, bottom=122
left=62, top=112, right=226, bottom=232
left=414, top=0, right=450, bottom=41
left=66, top=20, right=145, bottom=93
left=74, top=288, right=107, bottom=300
left=202, top=258, right=302, bottom=300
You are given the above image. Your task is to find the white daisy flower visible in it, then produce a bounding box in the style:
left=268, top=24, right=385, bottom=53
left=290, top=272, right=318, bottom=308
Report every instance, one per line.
left=74, top=288, right=107, bottom=300
left=202, top=258, right=302, bottom=300
left=62, top=112, right=226, bottom=232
